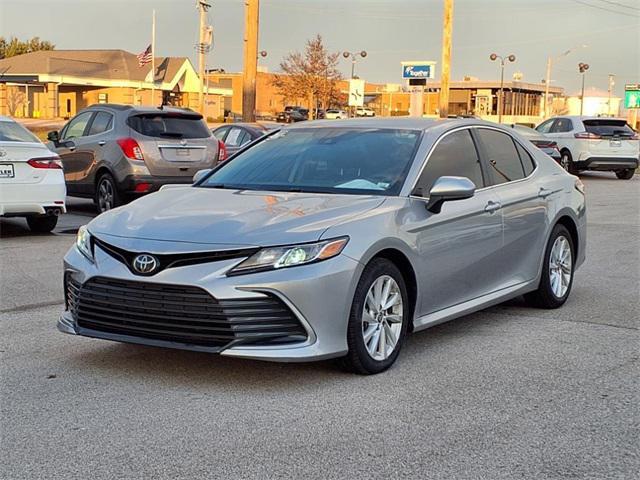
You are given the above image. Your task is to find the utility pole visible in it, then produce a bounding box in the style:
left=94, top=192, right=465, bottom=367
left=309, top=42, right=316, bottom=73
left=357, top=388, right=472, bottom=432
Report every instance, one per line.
left=439, top=0, right=453, bottom=118
left=607, top=73, right=615, bottom=116
left=151, top=9, right=156, bottom=105
left=242, top=0, right=260, bottom=122
left=197, top=1, right=211, bottom=115
left=544, top=56, right=551, bottom=118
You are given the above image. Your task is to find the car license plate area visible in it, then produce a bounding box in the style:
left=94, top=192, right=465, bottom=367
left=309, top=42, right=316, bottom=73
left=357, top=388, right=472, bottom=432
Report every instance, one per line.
left=610, top=139, right=621, bottom=147
left=0, top=163, right=15, bottom=178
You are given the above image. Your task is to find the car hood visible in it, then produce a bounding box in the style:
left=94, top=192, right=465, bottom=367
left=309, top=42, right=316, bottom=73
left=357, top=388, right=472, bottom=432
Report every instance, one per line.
left=89, top=187, right=385, bottom=247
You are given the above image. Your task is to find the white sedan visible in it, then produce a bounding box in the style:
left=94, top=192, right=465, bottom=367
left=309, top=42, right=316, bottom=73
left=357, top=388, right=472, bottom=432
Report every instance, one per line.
left=325, top=109, right=348, bottom=120
left=0, top=116, right=66, bottom=232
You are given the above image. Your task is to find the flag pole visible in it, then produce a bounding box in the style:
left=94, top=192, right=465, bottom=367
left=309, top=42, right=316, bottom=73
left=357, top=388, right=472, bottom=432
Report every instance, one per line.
left=151, top=9, right=156, bottom=105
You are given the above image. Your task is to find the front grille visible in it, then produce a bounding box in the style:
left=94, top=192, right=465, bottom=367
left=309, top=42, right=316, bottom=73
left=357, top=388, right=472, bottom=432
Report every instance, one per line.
left=66, top=276, right=307, bottom=349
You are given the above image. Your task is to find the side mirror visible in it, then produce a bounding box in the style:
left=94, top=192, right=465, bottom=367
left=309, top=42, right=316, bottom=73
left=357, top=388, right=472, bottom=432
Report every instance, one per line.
left=47, top=130, right=60, bottom=143
left=421, top=176, right=476, bottom=214
left=193, top=168, right=212, bottom=184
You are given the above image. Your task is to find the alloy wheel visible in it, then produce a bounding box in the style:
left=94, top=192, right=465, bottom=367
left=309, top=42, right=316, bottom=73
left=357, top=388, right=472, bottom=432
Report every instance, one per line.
left=549, top=235, right=572, bottom=298
left=560, top=154, right=570, bottom=172
left=361, top=275, right=404, bottom=361
left=98, top=178, right=114, bottom=212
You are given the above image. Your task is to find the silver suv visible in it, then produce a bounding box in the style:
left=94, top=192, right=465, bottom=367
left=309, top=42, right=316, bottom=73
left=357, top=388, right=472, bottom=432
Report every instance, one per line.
left=47, top=104, right=219, bottom=212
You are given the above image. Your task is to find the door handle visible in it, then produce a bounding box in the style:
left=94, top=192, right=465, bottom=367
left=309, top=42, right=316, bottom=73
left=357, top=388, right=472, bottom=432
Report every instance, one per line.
left=98, top=140, right=106, bottom=146
left=484, top=201, right=502, bottom=213
left=538, top=187, right=554, bottom=198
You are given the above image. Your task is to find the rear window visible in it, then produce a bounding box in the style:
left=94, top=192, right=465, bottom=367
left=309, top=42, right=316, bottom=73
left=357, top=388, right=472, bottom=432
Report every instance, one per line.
left=583, top=119, right=635, bottom=137
left=0, top=121, right=40, bottom=143
left=128, top=114, right=211, bottom=139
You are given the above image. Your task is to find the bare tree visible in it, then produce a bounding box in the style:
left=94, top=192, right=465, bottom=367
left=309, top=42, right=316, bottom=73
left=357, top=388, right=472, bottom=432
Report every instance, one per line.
left=6, top=87, right=25, bottom=116
left=272, top=35, right=342, bottom=116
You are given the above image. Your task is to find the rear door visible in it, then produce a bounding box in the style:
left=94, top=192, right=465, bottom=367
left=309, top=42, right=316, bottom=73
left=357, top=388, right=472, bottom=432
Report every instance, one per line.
left=223, top=127, right=253, bottom=156
left=127, top=112, right=218, bottom=177
left=581, top=119, right=638, bottom=158
left=475, top=127, right=550, bottom=286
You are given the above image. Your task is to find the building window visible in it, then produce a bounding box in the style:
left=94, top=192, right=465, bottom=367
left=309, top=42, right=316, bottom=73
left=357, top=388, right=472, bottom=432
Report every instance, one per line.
left=98, top=93, right=108, bottom=104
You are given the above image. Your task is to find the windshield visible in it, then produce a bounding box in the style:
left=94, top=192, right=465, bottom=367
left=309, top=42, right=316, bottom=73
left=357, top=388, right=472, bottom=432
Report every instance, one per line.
left=0, top=121, right=40, bottom=143
left=200, top=127, right=421, bottom=195
left=583, top=119, right=635, bottom=137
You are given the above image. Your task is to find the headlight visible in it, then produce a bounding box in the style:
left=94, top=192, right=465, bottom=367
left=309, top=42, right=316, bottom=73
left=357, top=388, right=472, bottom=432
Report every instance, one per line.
left=228, top=237, right=349, bottom=275
left=76, top=225, right=94, bottom=262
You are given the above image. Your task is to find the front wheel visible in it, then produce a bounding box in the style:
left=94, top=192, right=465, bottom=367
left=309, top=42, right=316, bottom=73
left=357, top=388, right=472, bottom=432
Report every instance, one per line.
left=525, top=224, right=575, bottom=309
left=615, top=169, right=635, bottom=180
left=341, top=258, right=410, bottom=374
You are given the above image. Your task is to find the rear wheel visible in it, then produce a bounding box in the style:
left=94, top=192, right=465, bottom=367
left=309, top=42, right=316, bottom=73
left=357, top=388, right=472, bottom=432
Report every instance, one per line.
left=560, top=150, right=579, bottom=175
left=95, top=172, right=120, bottom=214
left=525, top=224, right=575, bottom=309
left=615, top=169, right=635, bottom=180
left=26, top=215, right=58, bottom=233
left=341, top=258, right=410, bottom=375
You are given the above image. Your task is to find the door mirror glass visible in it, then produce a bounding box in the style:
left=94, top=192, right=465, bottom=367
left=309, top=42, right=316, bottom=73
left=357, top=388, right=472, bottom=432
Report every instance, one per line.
left=193, top=168, right=212, bottom=184
left=47, top=130, right=60, bottom=143
left=425, top=176, right=476, bottom=213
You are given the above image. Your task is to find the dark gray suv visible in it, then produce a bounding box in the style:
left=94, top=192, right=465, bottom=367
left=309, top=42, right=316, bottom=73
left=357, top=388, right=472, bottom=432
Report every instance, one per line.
left=47, top=104, right=219, bottom=212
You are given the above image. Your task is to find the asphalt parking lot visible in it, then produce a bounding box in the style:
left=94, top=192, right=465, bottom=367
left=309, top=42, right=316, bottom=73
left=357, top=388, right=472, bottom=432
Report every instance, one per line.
left=1, top=173, right=638, bottom=479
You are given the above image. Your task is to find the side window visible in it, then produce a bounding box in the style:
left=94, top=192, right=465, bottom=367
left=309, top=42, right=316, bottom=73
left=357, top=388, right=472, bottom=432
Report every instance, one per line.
left=536, top=119, right=555, bottom=134
left=515, top=142, right=536, bottom=176
left=62, top=112, right=94, bottom=140
left=225, top=128, right=249, bottom=147
left=87, top=112, right=113, bottom=136
left=212, top=126, right=229, bottom=141
left=476, top=129, right=525, bottom=185
left=415, top=129, right=484, bottom=195
left=550, top=118, right=572, bottom=133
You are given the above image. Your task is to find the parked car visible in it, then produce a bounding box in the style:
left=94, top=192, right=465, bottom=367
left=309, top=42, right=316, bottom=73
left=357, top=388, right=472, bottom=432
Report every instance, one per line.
left=60, top=118, right=586, bottom=374
left=535, top=116, right=638, bottom=179
left=276, top=109, right=308, bottom=123
left=47, top=104, right=219, bottom=213
left=0, top=116, right=66, bottom=232
left=325, top=109, right=348, bottom=119
left=356, top=107, right=376, bottom=117
left=508, top=124, right=561, bottom=162
left=212, top=123, right=279, bottom=159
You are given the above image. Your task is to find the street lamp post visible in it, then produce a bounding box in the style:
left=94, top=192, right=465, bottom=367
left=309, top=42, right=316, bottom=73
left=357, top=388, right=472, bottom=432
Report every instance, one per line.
left=490, top=53, right=516, bottom=123
left=607, top=73, right=615, bottom=116
left=578, top=62, right=589, bottom=116
left=343, top=50, right=367, bottom=79
left=543, top=45, right=587, bottom=118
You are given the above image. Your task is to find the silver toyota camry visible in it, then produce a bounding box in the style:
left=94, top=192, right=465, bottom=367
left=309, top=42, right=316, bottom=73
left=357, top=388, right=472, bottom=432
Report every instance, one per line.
left=59, top=118, right=586, bottom=374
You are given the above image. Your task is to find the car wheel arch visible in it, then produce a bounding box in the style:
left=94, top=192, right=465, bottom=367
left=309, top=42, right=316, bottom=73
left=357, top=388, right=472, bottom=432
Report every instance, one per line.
left=366, top=248, right=418, bottom=332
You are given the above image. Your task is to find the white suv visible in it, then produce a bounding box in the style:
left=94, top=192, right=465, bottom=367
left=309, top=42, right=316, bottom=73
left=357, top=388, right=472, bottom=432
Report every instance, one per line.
left=0, top=116, right=66, bottom=232
left=536, top=116, right=638, bottom=179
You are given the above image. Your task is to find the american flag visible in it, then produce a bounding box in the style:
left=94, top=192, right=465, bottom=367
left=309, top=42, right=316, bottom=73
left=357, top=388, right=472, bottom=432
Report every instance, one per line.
left=137, top=45, right=152, bottom=67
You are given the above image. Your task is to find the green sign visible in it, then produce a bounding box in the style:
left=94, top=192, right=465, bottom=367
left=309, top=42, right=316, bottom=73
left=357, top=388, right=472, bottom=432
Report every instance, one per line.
left=625, top=85, right=640, bottom=109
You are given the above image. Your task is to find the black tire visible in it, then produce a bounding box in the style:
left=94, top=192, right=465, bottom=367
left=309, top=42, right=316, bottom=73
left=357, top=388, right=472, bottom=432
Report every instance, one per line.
left=615, top=169, right=635, bottom=180
left=95, top=172, right=120, bottom=214
left=525, top=224, right=575, bottom=309
left=560, top=150, right=579, bottom=175
left=341, top=258, right=410, bottom=375
left=26, top=215, right=58, bottom=233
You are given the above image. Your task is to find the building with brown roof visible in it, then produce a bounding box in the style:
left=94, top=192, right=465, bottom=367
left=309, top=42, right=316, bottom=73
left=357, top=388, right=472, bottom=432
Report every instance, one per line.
left=0, top=49, right=232, bottom=119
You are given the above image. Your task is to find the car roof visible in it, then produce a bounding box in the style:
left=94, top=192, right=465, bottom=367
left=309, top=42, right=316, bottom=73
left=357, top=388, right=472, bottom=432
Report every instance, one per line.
left=548, top=115, right=628, bottom=122
left=285, top=117, right=485, bottom=131
left=0, top=115, right=17, bottom=123
left=83, top=104, right=201, bottom=116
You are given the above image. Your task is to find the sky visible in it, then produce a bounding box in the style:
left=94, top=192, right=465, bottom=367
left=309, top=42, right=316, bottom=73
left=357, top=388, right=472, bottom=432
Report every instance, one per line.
left=1, top=0, right=638, bottom=97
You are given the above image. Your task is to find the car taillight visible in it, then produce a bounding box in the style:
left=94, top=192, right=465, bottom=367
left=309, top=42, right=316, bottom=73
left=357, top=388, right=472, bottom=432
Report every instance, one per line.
left=117, top=138, right=144, bottom=161
left=574, top=132, right=601, bottom=139
left=217, top=140, right=227, bottom=162
left=27, top=156, right=63, bottom=169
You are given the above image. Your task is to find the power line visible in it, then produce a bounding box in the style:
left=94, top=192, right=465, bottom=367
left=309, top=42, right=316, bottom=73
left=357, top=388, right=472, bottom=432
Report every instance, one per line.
left=570, top=0, right=640, bottom=17
left=593, top=0, right=640, bottom=12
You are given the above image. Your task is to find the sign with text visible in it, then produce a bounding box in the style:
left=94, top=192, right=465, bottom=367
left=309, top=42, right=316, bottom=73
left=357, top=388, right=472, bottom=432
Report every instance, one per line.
left=348, top=79, right=365, bottom=107
left=402, top=61, right=436, bottom=80
left=625, top=84, right=640, bottom=109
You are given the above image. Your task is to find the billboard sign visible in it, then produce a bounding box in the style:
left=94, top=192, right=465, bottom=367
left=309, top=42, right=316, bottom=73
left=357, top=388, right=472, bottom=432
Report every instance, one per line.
left=348, top=79, right=365, bottom=107
left=402, top=61, right=436, bottom=80
left=624, top=84, right=640, bottom=109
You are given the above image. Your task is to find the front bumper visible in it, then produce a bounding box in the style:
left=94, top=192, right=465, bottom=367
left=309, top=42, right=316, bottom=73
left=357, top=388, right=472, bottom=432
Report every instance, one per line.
left=59, top=240, right=363, bottom=362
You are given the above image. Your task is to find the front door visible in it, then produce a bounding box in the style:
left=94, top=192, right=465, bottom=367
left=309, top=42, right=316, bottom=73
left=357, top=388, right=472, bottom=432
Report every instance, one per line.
left=407, top=128, right=504, bottom=317
left=55, top=111, right=95, bottom=195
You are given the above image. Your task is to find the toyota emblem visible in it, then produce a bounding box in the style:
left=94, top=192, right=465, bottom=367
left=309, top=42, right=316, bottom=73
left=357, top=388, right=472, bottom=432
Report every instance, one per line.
left=132, top=254, right=159, bottom=274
